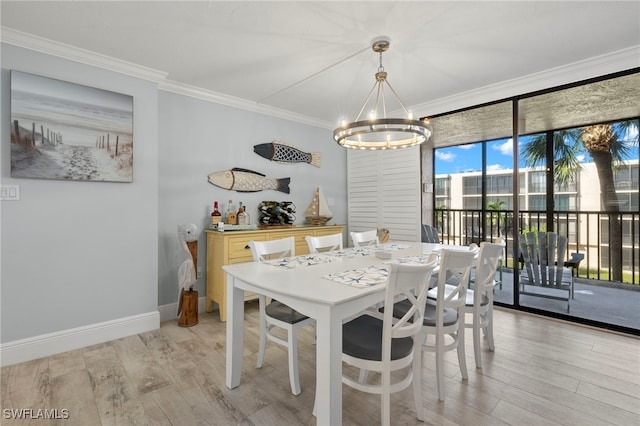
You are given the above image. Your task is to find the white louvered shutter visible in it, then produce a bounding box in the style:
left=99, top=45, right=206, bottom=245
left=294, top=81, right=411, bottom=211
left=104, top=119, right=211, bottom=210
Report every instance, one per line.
left=347, top=147, right=421, bottom=243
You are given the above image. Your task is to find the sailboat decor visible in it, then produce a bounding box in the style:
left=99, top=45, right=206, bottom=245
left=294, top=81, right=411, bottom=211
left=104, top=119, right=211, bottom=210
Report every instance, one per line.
left=305, top=186, right=333, bottom=226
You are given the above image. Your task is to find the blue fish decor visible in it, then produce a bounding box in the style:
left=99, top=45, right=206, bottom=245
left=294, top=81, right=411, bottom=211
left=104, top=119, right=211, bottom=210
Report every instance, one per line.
left=253, top=141, right=321, bottom=167
left=208, top=168, right=290, bottom=194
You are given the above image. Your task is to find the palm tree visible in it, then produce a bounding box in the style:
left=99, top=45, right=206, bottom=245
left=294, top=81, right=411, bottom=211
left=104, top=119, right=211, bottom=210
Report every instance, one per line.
left=487, top=199, right=506, bottom=237
left=521, top=120, right=638, bottom=282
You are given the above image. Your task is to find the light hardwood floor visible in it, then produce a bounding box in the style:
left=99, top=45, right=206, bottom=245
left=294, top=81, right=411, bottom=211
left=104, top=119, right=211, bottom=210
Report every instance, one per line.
left=2, top=302, right=639, bottom=425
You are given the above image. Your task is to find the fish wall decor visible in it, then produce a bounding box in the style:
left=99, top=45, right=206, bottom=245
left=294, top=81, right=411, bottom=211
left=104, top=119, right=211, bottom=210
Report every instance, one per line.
left=208, top=168, right=290, bottom=194
left=253, top=141, right=321, bottom=167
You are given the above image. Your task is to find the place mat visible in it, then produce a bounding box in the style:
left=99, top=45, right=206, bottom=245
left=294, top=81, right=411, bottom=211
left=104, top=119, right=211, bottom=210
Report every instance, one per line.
left=387, top=255, right=431, bottom=265
left=322, top=247, right=375, bottom=258
left=263, top=254, right=333, bottom=269
left=377, top=243, right=412, bottom=250
left=323, top=266, right=389, bottom=288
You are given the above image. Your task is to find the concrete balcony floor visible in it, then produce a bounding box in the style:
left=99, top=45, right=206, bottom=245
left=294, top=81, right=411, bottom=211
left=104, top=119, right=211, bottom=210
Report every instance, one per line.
left=493, top=270, right=640, bottom=331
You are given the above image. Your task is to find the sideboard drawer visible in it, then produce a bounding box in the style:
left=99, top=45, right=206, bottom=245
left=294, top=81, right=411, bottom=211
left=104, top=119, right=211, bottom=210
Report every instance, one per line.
left=228, top=235, right=264, bottom=260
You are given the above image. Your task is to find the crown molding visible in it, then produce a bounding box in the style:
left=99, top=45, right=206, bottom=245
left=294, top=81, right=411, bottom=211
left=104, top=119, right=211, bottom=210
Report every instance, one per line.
left=412, top=45, right=640, bottom=118
left=158, top=79, right=333, bottom=129
left=1, top=26, right=332, bottom=128
left=1, top=27, right=168, bottom=83
left=3, top=26, right=637, bottom=128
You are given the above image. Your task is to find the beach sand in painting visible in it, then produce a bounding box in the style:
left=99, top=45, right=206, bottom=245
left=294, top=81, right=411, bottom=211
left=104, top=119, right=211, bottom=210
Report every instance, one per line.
left=11, top=123, right=133, bottom=182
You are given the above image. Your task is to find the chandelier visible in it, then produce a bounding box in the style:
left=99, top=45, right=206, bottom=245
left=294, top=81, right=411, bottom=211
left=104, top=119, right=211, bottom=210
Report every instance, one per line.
left=333, top=38, right=433, bottom=150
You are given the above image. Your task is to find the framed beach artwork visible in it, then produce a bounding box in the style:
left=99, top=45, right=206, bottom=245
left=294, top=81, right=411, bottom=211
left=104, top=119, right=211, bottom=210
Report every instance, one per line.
left=10, top=71, right=134, bottom=182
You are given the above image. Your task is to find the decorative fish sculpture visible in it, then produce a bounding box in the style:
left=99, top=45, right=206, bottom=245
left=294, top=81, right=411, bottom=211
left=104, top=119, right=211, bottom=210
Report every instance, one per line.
left=208, top=168, right=290, bottom=194
left=253, top=141, right=321, bottom=167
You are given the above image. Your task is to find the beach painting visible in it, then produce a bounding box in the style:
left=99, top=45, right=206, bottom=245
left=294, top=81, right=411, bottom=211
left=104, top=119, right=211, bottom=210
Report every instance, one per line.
left=10, top=71, right=134, bottom=182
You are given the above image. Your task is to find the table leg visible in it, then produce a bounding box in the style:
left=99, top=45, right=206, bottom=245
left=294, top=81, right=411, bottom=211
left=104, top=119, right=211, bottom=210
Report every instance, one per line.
left=226, top=274, right=244, bottom=389
left=314, top=307, right=343, bottom=425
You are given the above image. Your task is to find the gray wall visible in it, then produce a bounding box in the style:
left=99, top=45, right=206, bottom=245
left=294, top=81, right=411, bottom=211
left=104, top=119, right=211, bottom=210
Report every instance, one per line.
left=157, top=91, right=346, bottom=308
left=1, top=43, right=159, bottom=343
left=1, top=42, right=347, bottom=349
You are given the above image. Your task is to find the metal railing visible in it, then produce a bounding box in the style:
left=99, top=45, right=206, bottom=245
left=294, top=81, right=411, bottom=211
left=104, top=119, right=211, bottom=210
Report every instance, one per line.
left=434, top=208, right=639, bottom=284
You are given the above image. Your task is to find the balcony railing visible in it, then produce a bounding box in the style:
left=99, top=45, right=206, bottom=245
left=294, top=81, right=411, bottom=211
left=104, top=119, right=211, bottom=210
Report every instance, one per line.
left=433, top=208, right=639, bottom=284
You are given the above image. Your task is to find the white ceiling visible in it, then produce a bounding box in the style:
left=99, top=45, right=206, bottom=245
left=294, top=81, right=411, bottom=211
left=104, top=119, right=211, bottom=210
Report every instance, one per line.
left=2, top=1, right=639, bottom=129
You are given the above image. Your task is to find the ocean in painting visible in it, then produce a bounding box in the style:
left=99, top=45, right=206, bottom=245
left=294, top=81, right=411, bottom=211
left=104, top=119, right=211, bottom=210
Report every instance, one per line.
left=10, top=71, right=133, bottom=182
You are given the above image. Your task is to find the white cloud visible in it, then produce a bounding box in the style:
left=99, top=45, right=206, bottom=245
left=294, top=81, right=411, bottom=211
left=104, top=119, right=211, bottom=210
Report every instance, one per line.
left=492, top=139, right=513, bottom=156
left=487, top=164, right=504, bottom=172
left=458, top=144, right=475, bottom=150
left=436, top=151, right=456, bottom=162
left=576, top=154, right=586, bottom=163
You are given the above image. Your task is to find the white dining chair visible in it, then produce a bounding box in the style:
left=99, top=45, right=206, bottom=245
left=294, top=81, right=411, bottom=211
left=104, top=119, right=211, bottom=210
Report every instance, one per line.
left=466, top=241, right=503, bottom=368
left=341, top=258, right=438, bottom=425
left=429, top=242, right=503, bottom=369
left=392, top=248, right=477, bottom=401
left=350, top=229, right=379, bottom=247
left=248, top=237, right=315, bottom=395
left=305, top=233, right=343, bottom=253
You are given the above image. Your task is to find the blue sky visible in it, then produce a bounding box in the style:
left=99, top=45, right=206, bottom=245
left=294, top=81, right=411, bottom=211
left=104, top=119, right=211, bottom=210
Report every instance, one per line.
left=435, top=130, right=640, bottom=176
left=435, top=139, right=513, bottom=175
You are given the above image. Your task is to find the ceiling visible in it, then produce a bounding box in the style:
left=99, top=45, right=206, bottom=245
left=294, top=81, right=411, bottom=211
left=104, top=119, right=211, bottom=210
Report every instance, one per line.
left=1, top=1, right=639, bottom=130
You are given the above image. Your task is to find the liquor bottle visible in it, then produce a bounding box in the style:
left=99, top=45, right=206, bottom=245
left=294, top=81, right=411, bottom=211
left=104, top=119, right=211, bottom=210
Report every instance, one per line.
left=237, top=202, right=248, bottom=225
left=243, top=203, right=251, bottom=225
left=211, top=201, right=222, bottom=225
left=226, top=199, right=237, bottom=225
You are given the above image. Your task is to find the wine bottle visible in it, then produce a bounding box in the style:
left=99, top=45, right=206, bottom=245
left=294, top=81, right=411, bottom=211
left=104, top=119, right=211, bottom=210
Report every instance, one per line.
left=211, top=201, right=222, bottom=225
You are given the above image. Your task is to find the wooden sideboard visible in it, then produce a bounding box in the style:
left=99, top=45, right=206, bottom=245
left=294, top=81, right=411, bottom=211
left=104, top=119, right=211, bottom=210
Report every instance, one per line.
left=205, top=224, right=344, bottom=321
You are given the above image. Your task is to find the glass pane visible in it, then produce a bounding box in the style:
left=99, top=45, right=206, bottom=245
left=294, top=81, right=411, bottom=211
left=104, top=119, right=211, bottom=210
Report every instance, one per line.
left=517, top=74, right=639, bottom=329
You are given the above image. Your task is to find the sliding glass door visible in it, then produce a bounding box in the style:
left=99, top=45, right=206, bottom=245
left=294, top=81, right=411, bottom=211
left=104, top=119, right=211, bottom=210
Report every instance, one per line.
left=426, top=71, right=640, bottom=334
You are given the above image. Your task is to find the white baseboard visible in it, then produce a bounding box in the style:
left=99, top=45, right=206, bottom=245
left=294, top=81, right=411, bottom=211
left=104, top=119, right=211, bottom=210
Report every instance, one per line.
left=158, top=296, right=209, bottom=323
left=0, top=311, right=160, bottom=367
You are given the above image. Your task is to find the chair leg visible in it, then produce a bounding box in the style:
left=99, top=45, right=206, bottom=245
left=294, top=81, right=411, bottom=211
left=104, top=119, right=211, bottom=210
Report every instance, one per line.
left=486, top=309, right=495, bottom=352
left=473, top=317, right=482, bottom=369
left=456, top=325, right=468, bottom=381
left=358, top=369, right=369, bottom=384
left=256, top=295, right=267, bottom=369
left=381, top=370, right=391, bottom=426
left=435, top=333, right=445, bottom=402
left=287, top=326, right=301, bottom=396
left=412, top=343, right=424, bottom=421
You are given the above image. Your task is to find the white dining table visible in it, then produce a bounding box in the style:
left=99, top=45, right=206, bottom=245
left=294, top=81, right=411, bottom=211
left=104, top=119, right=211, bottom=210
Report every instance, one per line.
left=223, top=242, right=464, bottom=425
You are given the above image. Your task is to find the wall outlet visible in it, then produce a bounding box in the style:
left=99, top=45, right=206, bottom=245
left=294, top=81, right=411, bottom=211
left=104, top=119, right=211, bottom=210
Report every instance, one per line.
left=197, top=268, right=203, bottom=279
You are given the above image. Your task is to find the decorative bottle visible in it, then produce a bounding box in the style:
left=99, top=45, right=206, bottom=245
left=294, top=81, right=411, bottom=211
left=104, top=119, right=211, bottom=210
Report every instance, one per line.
left=211, top=201, right=222, bottom=226
left=226, top=199, right=237, bottom=225
left=243, top=204, right=251, bottom=225
left=237, top=202, right=248, bottom=225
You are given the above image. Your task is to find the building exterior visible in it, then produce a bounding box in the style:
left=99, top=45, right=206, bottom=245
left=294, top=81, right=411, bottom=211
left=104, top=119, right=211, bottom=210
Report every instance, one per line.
left=435, top=159, right=639, bottom=276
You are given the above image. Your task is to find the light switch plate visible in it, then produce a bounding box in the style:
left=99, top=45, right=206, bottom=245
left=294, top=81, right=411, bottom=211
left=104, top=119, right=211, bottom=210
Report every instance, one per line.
left=0, top=185, right=20, bottom=201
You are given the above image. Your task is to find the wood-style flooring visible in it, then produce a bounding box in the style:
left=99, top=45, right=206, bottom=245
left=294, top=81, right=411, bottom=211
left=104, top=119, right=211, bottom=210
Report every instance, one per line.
left=1, top=302, right=639, bottom=425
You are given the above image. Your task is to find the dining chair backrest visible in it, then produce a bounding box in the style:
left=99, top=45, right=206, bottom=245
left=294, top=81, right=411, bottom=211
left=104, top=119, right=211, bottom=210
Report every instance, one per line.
left=249, top=237, right=295, bottom=262
left=473, top=242, right=504, bottom=301
left=434, top=249, right=477, bottom=313
left=350, top=229, right=379, bottom=247
left=421, top=224, right=440, bottom=243
left=383, top=257, right=439, bottom=346
left=305, top=233, right=343, bottom=254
